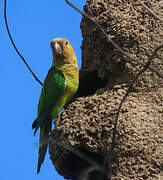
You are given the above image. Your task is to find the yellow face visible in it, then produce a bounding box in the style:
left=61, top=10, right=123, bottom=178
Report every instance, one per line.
left=50, top=38, right=76, bottom=66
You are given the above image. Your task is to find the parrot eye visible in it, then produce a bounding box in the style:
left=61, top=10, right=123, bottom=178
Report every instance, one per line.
left=65, top=41, right=68, bottom=46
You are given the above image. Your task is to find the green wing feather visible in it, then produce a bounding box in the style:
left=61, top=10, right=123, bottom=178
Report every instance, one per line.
left=32, top=67, right=65, bottom=135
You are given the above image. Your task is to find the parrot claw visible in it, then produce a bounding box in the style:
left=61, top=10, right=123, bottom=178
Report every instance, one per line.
left=32, top=118, right=38, bottom=129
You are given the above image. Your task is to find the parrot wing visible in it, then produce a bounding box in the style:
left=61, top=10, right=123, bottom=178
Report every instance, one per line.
left=32, top=67, right=65, bottom=135
left=32, top=67, right=65, bottom=173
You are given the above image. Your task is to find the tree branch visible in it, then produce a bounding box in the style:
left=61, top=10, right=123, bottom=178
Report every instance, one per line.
left=4, top=0, right=43, bottom=86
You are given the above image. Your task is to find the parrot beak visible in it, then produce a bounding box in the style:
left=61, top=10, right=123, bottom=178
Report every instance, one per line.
left=51, top=39, right=65, bottom=67
left=54, top=42, right=62, bottom=56
left=51, top=41, right=62, bottom=58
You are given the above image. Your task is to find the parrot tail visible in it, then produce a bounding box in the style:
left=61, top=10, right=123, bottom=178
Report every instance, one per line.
left=37, top=120, right=52, bottom=174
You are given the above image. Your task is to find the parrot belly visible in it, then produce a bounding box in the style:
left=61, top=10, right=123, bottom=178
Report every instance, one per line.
left=51, top=76, right=78, bottom=119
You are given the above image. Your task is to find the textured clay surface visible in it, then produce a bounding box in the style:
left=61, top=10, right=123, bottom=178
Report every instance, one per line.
left=80, top=0, right=163, bottom=91
left=50, top=88, right=163, bottom=179
left=49, top=0, right=163, bottom=179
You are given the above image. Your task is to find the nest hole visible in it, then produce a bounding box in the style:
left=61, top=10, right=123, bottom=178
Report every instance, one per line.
left=76, top=70, right=108, bottom=97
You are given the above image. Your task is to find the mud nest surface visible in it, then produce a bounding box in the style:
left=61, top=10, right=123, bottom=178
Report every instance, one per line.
left=49, top=0, right=163, bottom=179
left=80, top=0, right=163, bottom=91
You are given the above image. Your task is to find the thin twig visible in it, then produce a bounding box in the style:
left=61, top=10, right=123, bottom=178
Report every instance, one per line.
left=65, top=0, right=163, bottom=79
left=4, top=0, right=43, bottom=86
left=111, top=44, right=163, bottom=151
left=137, top=0, right=163, bottom=23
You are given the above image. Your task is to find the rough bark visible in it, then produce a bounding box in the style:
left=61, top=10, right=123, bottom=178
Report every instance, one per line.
left=49, top=0, right=163, bottom=179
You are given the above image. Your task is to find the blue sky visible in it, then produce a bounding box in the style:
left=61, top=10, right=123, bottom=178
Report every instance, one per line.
left=0, top=0, right=85, bottom=179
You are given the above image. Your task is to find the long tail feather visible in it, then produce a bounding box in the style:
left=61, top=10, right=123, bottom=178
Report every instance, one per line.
left=37, top=120, right=52, bottom=174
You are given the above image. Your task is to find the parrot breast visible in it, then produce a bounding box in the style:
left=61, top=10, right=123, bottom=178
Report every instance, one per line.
left=51, top=70, right=79, bottom=118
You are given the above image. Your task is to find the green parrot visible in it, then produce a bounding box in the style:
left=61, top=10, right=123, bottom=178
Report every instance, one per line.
left=32, top=38, right=79, bottom=174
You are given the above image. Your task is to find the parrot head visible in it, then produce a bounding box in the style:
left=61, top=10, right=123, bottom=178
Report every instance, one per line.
left=50, top=38, right=77, bottom=67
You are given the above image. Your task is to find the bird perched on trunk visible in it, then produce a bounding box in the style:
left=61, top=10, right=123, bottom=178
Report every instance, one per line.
left=32, top=38, right=79, bottom=174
